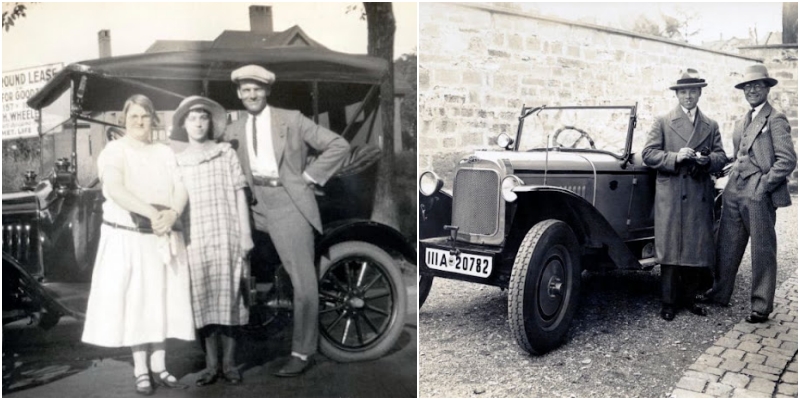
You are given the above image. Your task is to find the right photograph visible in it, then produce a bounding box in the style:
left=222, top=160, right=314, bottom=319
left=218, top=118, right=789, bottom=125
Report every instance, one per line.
left=418, top=3, right=798, bottom=398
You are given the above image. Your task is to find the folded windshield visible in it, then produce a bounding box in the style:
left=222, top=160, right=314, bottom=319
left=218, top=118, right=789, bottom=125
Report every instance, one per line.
left=516, top=106, right=634, bottom=158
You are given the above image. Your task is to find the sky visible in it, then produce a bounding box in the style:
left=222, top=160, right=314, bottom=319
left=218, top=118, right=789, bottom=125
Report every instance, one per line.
left=2, top=2, right=418, bottom=72
left=534, top=2, right=785, bottom=46
left=2, top=2, right=787, bottom=72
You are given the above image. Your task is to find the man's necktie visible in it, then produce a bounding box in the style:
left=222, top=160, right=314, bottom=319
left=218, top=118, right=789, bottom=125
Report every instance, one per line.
left=745, top=109, right=755, bottom=129
left=688, top=109, right=694, bottom=125
left=251, top=116, right=258, bottom=156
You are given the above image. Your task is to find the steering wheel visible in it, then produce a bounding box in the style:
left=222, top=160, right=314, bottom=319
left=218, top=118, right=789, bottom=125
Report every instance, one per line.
left=552, top=126, right=596, bottom=149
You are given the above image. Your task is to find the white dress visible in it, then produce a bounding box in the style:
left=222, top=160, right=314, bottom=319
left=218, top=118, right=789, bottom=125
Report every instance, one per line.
left=81, top=138, right=195, bottom=347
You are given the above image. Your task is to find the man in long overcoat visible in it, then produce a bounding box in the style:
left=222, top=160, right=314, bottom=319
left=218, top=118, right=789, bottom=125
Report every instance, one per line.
left=224, top=65, right=350, bottom=376
left=642, top=69, right=727, bottom=321
left=700, top=64, right=797, bottom=323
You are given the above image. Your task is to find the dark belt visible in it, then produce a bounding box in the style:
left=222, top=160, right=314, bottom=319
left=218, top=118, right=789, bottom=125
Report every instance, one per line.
left=252, top=176, right=282, bottom=187
left=103, top=220, right=154, bottom=234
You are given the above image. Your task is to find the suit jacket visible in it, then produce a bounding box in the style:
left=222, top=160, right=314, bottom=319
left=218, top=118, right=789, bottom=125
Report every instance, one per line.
left=730, top=101, right=797, bottom=208
left=642, top=106, right=727, bottom=267
left=223, top=107, right=350, bottom=233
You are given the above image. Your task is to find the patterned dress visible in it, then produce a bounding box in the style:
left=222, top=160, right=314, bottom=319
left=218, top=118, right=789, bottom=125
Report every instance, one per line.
left=177, top=142, right=249, bottom=328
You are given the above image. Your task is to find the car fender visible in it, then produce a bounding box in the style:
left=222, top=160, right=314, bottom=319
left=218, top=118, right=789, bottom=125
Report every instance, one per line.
left=3, top=251, right=82, bottom=320
left=509, top=186, right=642, bottom=271
left=318, top=219, right=416, bottom=265
left=419, top=189, right=452, bottom=240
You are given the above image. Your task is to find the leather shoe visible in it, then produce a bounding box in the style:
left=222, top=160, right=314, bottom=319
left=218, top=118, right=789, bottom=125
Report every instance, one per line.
left=745, top=311, right=769, bottom=324
left=660, top=306, right=676, bottom=321
left=195, top=370, right=219, bottom=387
left=134, top=374, right=154, bottom=396
left=686, top=303, right=708, bottom=317
left=274, top=356, right=314, bottom=377
left=152, top=370, right=188, bottom=390
left=223, top=369, right=242, bottom=385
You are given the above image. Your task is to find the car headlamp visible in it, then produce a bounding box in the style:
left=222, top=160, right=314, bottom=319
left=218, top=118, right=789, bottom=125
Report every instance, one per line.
left=419, top=171, right=443, bottom=196
left=501, top=175, right=523, bottom=202
left=496, top=133, right=514, bottom=149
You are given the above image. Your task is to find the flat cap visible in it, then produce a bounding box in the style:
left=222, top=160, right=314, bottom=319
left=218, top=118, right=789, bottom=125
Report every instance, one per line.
left=231, top=64, right=276, bottom=85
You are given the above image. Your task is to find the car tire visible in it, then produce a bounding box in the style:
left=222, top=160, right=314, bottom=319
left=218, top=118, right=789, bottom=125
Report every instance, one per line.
left=37, top=311, right=61, bottom=330
left=508, top=219, right=581, bottom=355
left=418, top=270, right=433, bottom=308
left=318, top=241, right=407, bottom=362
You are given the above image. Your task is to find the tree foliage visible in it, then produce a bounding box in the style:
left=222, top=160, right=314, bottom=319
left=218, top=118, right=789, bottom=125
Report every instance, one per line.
left=631, top=8, right=701, bottom=42
left=2, top=3, right=27, bottom=32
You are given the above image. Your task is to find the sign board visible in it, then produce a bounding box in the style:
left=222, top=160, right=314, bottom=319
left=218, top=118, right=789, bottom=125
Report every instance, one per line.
left=2, top=63, right=63, bottom=140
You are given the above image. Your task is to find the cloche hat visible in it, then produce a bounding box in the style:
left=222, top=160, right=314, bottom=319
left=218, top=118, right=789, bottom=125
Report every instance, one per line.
left=170, top=96, right=228, bottom=142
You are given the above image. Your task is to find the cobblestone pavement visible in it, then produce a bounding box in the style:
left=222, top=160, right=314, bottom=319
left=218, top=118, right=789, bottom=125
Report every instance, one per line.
left=671, top=271, right=798, bottom=398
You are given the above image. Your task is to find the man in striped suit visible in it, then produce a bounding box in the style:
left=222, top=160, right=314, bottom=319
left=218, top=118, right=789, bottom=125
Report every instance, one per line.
left=701, top=65, right=797, bottom=323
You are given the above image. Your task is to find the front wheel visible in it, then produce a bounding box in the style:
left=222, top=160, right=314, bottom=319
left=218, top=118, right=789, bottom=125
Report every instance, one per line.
left=508, top=219, right=581, bottom=355
left=418, top=269, right=433, bottom=308
left=318, top=241, right=407, bottom=362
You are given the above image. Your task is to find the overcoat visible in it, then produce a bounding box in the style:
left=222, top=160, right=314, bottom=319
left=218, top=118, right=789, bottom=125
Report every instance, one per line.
left=642, top=106, right=727, bottom=267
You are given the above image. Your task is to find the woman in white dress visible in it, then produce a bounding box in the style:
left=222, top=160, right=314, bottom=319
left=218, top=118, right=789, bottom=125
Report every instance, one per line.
left=81, top=94, right=195, bottom=396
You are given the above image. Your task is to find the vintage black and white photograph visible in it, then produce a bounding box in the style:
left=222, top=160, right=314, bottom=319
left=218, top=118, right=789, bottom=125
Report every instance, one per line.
left=418, top=2, right=797, bottom=398
left=2, top=2, right=417, bottom=397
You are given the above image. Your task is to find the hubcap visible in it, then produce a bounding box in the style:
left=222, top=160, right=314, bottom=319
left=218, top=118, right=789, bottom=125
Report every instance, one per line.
left=319, top=257, right=394, bottom=351
left=538, top=256, right=566, bottom=319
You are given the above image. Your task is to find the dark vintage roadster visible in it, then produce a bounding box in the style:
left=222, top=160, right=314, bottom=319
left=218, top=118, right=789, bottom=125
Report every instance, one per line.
left=418, top=105, right=724, bottom=355
left=3, top=47, right=414, bottom=362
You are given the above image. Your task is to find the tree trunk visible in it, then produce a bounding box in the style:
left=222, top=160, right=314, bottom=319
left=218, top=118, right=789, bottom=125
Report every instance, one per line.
left=364, top=3, right=398, bottom=229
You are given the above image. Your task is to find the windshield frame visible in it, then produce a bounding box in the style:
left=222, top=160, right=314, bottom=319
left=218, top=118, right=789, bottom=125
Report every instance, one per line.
left=513, top=104, right=638, bottom=161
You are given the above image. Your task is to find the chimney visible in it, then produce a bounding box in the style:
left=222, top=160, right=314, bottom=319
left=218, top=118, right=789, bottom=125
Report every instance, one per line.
left=249, top=5, right=273, bottom=34
left=98, top=29, right=111, bottom=58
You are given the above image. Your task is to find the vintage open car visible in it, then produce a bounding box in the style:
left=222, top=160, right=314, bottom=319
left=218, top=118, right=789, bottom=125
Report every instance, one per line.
left=3, top=47, right=414, bottom=362
left=418, top=105, right=724, bottom=355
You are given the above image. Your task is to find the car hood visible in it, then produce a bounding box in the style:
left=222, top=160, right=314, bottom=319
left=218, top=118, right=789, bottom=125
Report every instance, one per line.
left=472, top=149, right=623, bottom=173
left=2, top=191, right=38, bottom=214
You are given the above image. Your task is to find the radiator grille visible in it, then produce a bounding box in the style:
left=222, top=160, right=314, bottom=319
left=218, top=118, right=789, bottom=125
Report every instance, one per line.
left=3, top=223, right=34, bottom=265
left=452, top=169, right=500, bottom=235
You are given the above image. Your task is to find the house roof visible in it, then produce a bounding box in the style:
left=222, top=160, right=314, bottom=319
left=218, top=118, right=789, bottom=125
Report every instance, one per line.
left=144, top=25, right=326, bottom=53
left=212, top=26, right=327, bottom=49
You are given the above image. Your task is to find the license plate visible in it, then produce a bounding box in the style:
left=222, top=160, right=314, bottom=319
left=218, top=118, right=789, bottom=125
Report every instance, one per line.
left=425, top=248, right=492, bottom=278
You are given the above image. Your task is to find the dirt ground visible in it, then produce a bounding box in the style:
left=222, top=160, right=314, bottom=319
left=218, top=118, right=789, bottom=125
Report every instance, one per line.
left=419, top=200, right=797, bottom=398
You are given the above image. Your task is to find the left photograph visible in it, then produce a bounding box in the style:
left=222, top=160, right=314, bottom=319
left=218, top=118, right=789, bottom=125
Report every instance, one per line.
left=2, top=2, right=417, bottom=397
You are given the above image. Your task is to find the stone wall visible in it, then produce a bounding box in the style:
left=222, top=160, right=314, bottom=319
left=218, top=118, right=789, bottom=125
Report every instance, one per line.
left=419, top=2, right=797, bottom=187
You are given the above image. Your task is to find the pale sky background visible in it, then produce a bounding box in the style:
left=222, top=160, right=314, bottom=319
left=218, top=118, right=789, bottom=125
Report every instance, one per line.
left=2, top=2, right=787, bottom=72
left=2, top=2, right=418, bottom=72
left=530, top=2, right=785, bottom=46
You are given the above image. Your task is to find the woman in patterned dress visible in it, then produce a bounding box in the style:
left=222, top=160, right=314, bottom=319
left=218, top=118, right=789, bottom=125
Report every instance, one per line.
left=171, top=96, right=254, bottom=386
left=82, top=94, right=195, bottom=396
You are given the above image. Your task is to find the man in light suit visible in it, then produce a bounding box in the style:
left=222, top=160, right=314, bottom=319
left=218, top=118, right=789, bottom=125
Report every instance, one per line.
left=700, top=64, right=797, bottom=323
left=225, top=65, right=350, bottom=376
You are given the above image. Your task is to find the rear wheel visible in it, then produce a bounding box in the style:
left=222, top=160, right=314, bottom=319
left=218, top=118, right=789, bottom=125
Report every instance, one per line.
left=318, top=241, right=407, bottom=362
left=508, top=220, right=581, bottom=355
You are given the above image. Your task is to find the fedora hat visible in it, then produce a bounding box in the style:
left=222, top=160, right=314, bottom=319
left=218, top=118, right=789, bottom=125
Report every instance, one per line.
left=669, top=68, right=708, bottom=90
left=231, top=64, right=276, bottom=86
left=170, top=96, right=228, bottom=142
left=734, top=64, right=778, bottom=89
